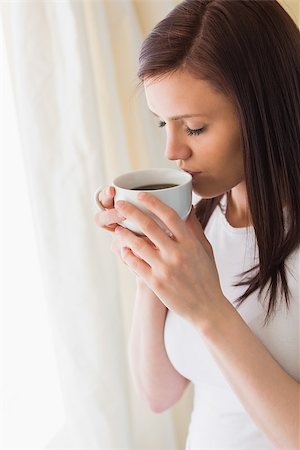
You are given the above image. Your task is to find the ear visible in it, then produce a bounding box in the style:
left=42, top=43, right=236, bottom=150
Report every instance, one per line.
left=185, top=207, right=213, bottom=257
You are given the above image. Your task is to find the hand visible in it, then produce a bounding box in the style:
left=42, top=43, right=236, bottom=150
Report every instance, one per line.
left=94, top=186, right=126, bottom=233
left=111, top=232, right=156, bottom=265
left=94, top=186, right=157, bottom=284
left=113, top=193, right=226, bottom=328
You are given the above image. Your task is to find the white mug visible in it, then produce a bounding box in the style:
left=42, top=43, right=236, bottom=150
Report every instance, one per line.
left=94, top=168, right=192, bottom=236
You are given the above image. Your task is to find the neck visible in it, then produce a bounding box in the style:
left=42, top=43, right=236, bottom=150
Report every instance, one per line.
left=226, top=182, right=251, bottom=228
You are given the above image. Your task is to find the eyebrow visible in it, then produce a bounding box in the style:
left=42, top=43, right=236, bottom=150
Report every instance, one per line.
left=149, top=110, right=207, bottom=120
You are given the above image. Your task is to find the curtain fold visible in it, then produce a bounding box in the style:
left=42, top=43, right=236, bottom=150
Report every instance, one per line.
left=1, top=1, right=190, bottom=449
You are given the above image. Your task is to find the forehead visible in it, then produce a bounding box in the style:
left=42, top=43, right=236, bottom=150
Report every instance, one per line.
left=144, top=70, right=233, bottom=118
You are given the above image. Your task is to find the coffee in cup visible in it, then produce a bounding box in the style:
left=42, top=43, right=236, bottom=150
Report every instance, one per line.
left=130, top=183, right=178, bottom=190
left=94, top=168, right=192, bottom=235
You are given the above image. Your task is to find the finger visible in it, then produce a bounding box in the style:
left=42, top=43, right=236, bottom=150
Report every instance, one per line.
left=137, top=192, right=188, bottom=239
left=140, top=235, right=158, bottom=249
left=114, top=226, right=157, bottom=267
left=111, top=238, right=143, bottom=262
left=110, top=236, right=123, bottom=255
left=111, top=231, right=156, bottom=251
left=110, top=234, right=152, bottom=286
left=111, top=236, right=135, bottom=265
left=185, top=207, right=213, bottom=256
left=114, top=200, right=174, bottom=250
left=115, top=193, right=186, bottom=243
left=94, top=208, right=126, bottom=231
left=120, top=245, right=151, bottom=280
left=97, top=186, right=116, bottom=209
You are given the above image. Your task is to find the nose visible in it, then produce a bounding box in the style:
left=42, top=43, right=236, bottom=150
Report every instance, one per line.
left=164, top=131, right=192, bottom=162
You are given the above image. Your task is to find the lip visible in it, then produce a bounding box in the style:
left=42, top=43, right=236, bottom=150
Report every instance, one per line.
left=183, top=170, right=202, bottom=176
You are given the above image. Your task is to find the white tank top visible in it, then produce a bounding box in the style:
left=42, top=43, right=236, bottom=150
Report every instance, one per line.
left=164, top=195, right=299, bottom=450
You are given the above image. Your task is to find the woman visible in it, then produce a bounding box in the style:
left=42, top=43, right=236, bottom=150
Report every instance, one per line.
left=95, top=1, right=300, bottom=448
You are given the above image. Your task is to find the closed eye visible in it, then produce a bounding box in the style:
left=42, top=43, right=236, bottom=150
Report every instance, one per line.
left=158, top=120, right=206, bottom=136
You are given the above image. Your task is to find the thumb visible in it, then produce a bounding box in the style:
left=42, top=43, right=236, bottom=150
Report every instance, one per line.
left=186, top=207, right=213, bottom=257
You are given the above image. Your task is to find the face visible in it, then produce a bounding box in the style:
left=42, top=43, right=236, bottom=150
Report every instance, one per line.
left=144, top=70, right=244, bottom=199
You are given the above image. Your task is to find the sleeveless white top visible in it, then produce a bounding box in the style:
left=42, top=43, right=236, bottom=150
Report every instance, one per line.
left=164, top=195, right=299, bottom=449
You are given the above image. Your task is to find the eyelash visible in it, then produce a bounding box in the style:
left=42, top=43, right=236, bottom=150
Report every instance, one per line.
left=158, top=120, right=206, bottom=136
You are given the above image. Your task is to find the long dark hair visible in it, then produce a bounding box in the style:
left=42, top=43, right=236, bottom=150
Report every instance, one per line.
left=137, top=0, right=300, bottom=323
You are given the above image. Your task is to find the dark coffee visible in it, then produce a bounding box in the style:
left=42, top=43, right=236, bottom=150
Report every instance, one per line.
left=131, top=183, right=178, bottom=191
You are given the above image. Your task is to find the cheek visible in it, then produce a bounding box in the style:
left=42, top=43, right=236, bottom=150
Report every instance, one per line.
left=192, top=127, right=244, bottom=198
left=210, top=125, right=243, bottom=175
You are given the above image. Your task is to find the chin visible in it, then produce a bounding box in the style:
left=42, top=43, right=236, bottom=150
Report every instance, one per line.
left=192, top=176, right=232, bottom=199
left=193, top=186, right=227, bottom=200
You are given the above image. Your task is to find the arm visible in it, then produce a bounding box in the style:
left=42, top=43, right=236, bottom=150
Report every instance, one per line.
left=128, top=278, right=190, bottom=413
left=111, top=194, right=299, bottom=445
left=95, top=187, right=190, bottom=410
left=197, top=297, right=300, bottom=449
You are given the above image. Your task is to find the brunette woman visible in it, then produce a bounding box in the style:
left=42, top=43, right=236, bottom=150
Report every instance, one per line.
left=95, top=1, right=300, bottom=448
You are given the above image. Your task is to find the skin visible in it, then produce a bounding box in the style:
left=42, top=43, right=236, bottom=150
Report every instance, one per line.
left=95, top=69, right=250, bottom=229
left=144, top=70, right=250, bottom=227
left=94, top=70, right=299, bottom=448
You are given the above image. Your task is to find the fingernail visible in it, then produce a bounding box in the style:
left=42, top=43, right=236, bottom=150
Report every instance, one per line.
left=105, top=187, right=111, bottom=196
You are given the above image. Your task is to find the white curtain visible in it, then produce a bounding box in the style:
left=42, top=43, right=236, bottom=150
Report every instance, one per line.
left=2, top=0, right=298, bottom=449
left=1, top=1, right=193, bottom=449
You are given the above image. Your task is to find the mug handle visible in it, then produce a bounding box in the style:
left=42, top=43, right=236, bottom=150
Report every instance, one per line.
left=94, top=187, right=105, bottom=211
